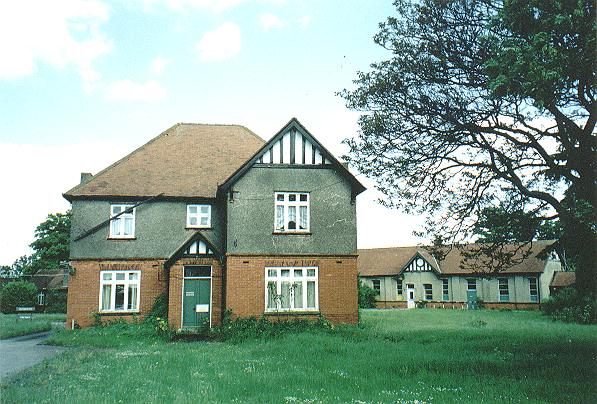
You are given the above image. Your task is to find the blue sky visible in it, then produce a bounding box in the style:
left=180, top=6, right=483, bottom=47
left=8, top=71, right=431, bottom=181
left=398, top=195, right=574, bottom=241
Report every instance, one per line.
left=0, top=0, right=426, bottom=265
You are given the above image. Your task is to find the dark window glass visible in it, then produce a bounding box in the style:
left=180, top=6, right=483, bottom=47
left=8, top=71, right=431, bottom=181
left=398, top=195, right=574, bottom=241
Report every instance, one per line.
left=289, top=194, right=296, bottom=201
left=277, top=194, right=285, bottom=201
left=372, top=279, right=381, bottom=294
left=115, top=285, right=125, bottom=310
left=184, top=266, right=211, bottom=278
left=424, top=284, right=433, bottom=300
left=300, top=194, right=307, bottom=201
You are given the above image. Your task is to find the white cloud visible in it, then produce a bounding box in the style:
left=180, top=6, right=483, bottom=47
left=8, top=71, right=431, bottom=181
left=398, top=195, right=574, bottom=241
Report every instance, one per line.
left=195, top=22, right=241, bottom=61
left=0, top=142, right=130, bottom=265
left=260, top=13, right=284, bottom=31
left=297, top=15, right=311, bottom=28
left=0, top=0, right=113, bottom=91
left=150, top=56, right=171, bottom=76
left=142, top=0, right=248, bottom=13
left=106, top=80, right=168, bottom=102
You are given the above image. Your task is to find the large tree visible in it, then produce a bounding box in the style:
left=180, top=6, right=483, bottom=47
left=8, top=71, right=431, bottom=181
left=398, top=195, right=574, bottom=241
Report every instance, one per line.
left=340, top=0, right=595, bottom=294
left=29, top=211, right=71, bottom=272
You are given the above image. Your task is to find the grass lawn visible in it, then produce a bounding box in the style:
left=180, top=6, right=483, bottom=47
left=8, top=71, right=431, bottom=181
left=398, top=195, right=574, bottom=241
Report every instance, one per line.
left=0, top=313, right=66, bottom=340
left=1, top=310, right=596, bottom=403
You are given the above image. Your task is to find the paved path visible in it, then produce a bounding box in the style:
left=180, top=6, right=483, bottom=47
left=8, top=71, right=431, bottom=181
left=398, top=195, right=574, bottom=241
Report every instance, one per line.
left=0, top=333, right=66, bottom=381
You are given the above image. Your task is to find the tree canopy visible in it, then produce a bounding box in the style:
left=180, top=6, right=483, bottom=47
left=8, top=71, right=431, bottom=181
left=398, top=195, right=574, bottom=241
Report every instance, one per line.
left=340, top=0, right=595, bottom=293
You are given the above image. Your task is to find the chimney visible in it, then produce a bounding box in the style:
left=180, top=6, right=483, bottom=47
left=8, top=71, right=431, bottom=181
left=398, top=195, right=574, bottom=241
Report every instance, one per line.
left=80, top=172, right=93, bottom=183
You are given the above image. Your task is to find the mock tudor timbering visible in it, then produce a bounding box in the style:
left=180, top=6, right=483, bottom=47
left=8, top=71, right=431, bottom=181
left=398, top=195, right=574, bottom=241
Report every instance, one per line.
left=64, top=118, right=365, bottom=329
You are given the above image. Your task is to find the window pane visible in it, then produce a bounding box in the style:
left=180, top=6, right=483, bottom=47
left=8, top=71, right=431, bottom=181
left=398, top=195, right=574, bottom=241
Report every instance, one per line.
left=288, top=206, right=296, bottom=230
left=280, top=282, right=291, bottom=308
left=184, top=266, right=211, bottom=277
left=189, top=206, right=197, bottom=214
left=307, top=269, right=315, bottom=277
left=300, top=194, right=307, bottom=201
left=115, top=285, right=125, bottom=310
left=200, top=206, right=209, bottom=213
left=289, top=194, right=296, bottom=202
left=112, top=206, right=121, bottom=214
left=267, top=282, right=277, bottom=309
left=267, top=269, right=277, bottom=277
left=275, top=205, right=285, bottom=230
left=116, top=273, right=125, bottom=280
left=276, top=194, right=284, bottom=201
left=128, top=284, right=138, bottom=310
left=281, top=270, right=290, bottom=277
left=101, top=285, right=111, bottom=310
left=124, top=217, right=133, bottom=235
left=102, top=273, right=112, bottom=281
left=200, top=217, right=208, bottom=226
left=111, top=218, right=121, bottom=236
left=294, top=269, right=303, bottom=277
left=299, top=206, right=307, bottom=230
left=307, top=281, right=316, bottom=308
left=293, top=282, right=303, bottom=309
left=190, top=217, right=197, bottom=226
left=129, top=273, right=138, bottom=280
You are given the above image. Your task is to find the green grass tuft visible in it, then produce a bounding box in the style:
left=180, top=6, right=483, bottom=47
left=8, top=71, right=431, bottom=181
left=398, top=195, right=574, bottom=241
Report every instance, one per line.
left=0, top=313, right=66, bottom=340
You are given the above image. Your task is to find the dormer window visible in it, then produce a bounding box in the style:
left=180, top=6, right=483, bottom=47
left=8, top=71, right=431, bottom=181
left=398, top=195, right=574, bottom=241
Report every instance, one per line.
left=274, top=192, right=309, bottom=232
left=187, top=204, right=211, bottom=228
left=110, top=204, right=135, bottom=238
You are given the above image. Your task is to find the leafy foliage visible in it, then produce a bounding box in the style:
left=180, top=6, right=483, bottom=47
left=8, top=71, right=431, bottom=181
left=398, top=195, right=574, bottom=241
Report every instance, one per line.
left=44, top=289, right=67, bottom=313
left=542, top=287, right=596, bottom=324
left=358, top=281, right=378, bottom=308
left=340, top=0, right=596, bottom=294
left=29, top=211, right=71, bottom=272
left=0, top=281, right=38, bottom=313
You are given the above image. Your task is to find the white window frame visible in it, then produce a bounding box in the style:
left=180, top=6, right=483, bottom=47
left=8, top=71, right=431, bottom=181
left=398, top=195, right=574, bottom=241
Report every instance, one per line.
left=498, top=278, right=509, bottom=302
left=109, top=204, right=136, bottom=238
left=187, top=204, right=211, bottom=228
left=529, top=277, right=538, bottom=302
left=274, top=192, right=310, bottom=233
left=372, top=279, right=381, bottom=295
left=264, top=267, right=319, bottom=312
left=423, top=283, right=433, bottom=301
left=442, top=279, right=449, bottom=301
left=99, top=270, right=141, bottom=313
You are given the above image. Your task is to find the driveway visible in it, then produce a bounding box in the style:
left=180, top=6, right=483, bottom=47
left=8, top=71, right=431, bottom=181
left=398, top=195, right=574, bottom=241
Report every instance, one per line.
left=0, top=333, right=66, bottom=380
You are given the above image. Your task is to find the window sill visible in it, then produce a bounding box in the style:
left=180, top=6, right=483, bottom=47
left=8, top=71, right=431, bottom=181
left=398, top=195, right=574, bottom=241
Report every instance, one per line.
left=107, top=237, right=137, bottom=240
left=98, top=311, right=140, bottom=316
left=264, top=310, right=320, bottom=316
left=186, top=227, right=212, bottom=230
left=272, top=232, right=312, bottom=236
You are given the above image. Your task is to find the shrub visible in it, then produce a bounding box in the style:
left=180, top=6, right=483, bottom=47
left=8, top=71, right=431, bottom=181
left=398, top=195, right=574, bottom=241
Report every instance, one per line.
left=0, top=281, right=37, bottom=313
left=145, top=292, right=168, bottom=321
left=212, top=313, right=335, bottom=343
left=358, top=281, right=377, bottom=308
left=44, top=289, right=67, bottom=313
left=542, top=287, right=596, bottom=324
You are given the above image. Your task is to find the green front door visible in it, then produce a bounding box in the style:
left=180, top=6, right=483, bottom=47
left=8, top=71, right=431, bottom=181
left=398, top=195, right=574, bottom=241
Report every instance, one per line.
left=182, top=278, right=211, bottom=328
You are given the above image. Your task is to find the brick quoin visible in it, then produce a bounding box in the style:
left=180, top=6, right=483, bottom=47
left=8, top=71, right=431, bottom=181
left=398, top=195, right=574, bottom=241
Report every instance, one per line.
left=226, top=255, right=358, bottom=325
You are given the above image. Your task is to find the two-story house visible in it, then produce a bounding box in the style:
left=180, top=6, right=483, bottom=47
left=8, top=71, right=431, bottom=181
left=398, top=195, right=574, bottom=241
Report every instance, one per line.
left=63, top=118, right=365, bottom=329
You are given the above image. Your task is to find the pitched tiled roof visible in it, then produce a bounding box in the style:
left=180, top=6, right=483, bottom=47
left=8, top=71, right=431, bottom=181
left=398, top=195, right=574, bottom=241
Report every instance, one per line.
left=358, top=240, right=555, bottom=276
left=64, top=123, right=265, bottom=200
left=550, top=271, right=576, bottom=288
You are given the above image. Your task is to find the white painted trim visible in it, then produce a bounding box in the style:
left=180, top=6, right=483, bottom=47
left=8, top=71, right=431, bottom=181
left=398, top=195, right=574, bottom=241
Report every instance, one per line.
left=109, top=204, right=136, bottom=238
left=264, top=266, right=319, bottom=312
left=98, top=270, right=141, bottom=312
left=186, top=204, right=211, bottom=228
left=273, top=192, right=310, bottom=233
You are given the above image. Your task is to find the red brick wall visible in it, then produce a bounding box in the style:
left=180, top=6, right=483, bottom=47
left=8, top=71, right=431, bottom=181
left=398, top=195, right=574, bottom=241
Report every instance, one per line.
left=167, top=257, right=223, bottom=330
left=67, top=260, right=167, bottom=328
left=226, top=255, right=358, bottom=324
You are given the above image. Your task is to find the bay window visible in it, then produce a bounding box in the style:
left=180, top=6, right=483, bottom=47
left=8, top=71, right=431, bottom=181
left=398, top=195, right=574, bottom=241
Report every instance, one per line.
left=99, top=271, right=140, bottom=312
left=265, top=267, right=318, bottom=312
left=274, top=192, right=309, bottom=232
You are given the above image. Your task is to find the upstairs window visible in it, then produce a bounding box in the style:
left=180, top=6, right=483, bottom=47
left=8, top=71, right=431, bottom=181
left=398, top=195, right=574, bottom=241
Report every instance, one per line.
left=424, top=283, right=433, bottom=300
left=529, top=277, right=538, bottom=302
left=187, top=205, right=211, bottom=228
left=499, top=278, right=509, bottom=302
left=274, top=192, right=309, bottom=232
left=110, top=204, right=135, bottom=238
